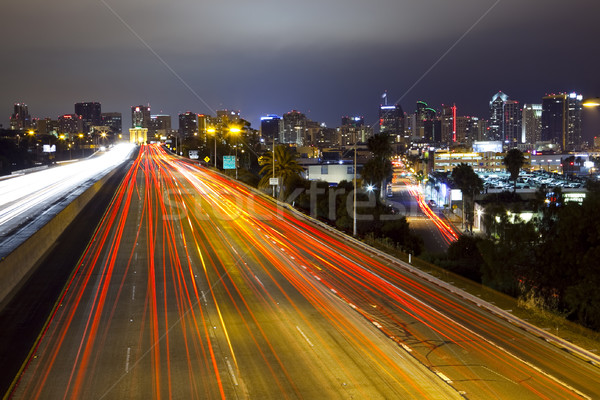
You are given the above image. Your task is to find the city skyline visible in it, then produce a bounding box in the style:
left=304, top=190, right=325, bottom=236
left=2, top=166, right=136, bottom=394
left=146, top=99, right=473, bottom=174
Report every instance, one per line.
left=1, top=0, right=599, bottom=130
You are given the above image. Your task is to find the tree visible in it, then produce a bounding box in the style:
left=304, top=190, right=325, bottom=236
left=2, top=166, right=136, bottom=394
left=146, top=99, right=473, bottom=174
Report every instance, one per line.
left=258, top=145, right=304, bottom=199
left=503, top=148, right=525, bottom=193
left=451, top=163, right=483, bottom=232
left=361, top=133, right=393, bottom=199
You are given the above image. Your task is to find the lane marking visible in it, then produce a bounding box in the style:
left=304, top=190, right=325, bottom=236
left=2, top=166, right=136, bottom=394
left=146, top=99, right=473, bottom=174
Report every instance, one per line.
left=296, top=326, right=314, bottom=347
left=226, top=359, right=238, bottom=386
left=125, top=347, right=131, bottom=373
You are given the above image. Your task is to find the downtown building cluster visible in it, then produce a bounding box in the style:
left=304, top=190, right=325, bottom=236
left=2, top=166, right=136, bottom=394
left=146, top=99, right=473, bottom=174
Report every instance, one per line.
left=8, top=102, right=122, bottom=139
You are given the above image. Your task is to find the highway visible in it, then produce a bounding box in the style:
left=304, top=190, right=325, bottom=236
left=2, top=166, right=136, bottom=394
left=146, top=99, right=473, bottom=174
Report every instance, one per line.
left=9, top=145, right=600, bottom=399
left=388, top=170, right=458, bottom=253
left=0, top=144, right=135, bottom=257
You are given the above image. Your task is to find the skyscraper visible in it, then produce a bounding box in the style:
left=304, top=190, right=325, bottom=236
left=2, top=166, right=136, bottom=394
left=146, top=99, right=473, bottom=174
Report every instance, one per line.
left=131, top=105, right=151, bottom=129
left=488, top=92, right=522, bottom=146
left=489, top=91, right=509, bottom=141
left=10, top=103, right=31, bottom=130
left=440, top=104, right=456, bottom=144
left=260, top=115, right=282, bottom=145
left=340, top=116, right=368, bottom=145
left=58, top=114, right=83, bottom=135
left=75, top=102, right=102, bottom=132
left=102, top=112, right=122, bottom=134
left=503, top=99, right=522, bottom=147
left=178, top=112, right=198, bottom=137
left=379, top=104, right=404, bottom=141
left=541, top=92, right=583, bottom=151
left=414, top=101, right=437, bottom=139
left=522, top=104, right=542, bottom=145
left=282, top=110, right=307, bottom=145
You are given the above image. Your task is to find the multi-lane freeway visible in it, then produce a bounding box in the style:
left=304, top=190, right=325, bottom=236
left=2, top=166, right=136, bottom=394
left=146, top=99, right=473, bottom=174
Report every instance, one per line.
left=8, top=145, right=600, bottom=399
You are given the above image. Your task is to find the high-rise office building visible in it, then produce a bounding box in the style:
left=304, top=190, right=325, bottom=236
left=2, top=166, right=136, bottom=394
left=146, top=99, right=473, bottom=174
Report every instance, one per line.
left=503, top=99, right=522, bottom=147
left=488, top=92, right=522, bottom=146
left=131, top=105, right=151, bottom=129
left=10, top=103, right=31, bottom=130
left=216, top=109, right=240, bottom=124
left=414, top=101, right=437, bottom=139
left=102, top=112, right=122, bottom=134
left=440, top=104, right=456, bottom=144
left=149, top=114, right=171, bottom=136
left=379, top=104, right=404, bottom=141
left=178, top=112, right=198, bottom=137
left=260, top=115, right=283, bottom=145
left=58, top=114, right=83, bottom=134
left=75, top=102, right=102, bottom=132
left=340, top=116, right=368, bottom=145
left=541, top=92, right=583, bottom=151
left=282, top=110, right=307, bottom=146
left=522, top=104, right=542, bottom=145
left=489, top=91, right=509, bottom=141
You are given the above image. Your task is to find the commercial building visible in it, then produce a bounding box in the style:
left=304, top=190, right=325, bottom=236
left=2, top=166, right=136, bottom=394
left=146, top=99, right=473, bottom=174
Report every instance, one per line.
left=433, top=151, right=511, bottom=173
left=178, top=111, right=198, bottom=137
left=282, top=110, right=307, bottom=146
left=379, top=103, right=404, bottom=141
left=488, top=92, right=521, bottom=145
left=522, top=104, right=542, bottom=144
left=9, top=103, right=31, bottom=130
left=102, top=112, right=122, bottom=134
left=75, top=102, right=102, bottom=132
left=131, top=105, right=151, bottom=129
left=541, top=92, right=583, bottom=151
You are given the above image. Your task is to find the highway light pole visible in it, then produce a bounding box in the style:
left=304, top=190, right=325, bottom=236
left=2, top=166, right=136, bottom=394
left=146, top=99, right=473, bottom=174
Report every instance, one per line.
left=207, top=127, right=217, bottom=167
left=353, top=141, right=357, bottom=237
left=229, top=127, right=241, bottom=179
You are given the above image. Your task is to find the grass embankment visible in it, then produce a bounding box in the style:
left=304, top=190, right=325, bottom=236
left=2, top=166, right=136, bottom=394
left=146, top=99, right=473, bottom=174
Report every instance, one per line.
left=362, top=236, right=600, bottom=354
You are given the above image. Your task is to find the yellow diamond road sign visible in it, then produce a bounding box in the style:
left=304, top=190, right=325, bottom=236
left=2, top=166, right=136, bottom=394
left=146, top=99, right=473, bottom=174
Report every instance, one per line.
left=204, top=156, right=210, bottom=163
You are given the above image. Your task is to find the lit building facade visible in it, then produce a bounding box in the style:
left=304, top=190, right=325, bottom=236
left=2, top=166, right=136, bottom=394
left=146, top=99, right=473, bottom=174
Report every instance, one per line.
left=541, top=92, right=583, bottom=151
left=102, top=112, right=122, bottom=134
left=440, top=104, right=456, bottom=144
left=58, top=114, right=83, bottom=134
left=10, top=103, right=31, bottom=130
left=260, top=115, right=282, bottom=145
left=379, top=104, right=404, bottom=141
left=282, top=110, right=307, bottom=146
left=433, top=151, right=526, bottom=173
left=178, top=112, right=198, bottom=137
left=131, top=105, right=151, bottom=129
left=489, top=91, right=508, bottom=141
left=75, top=102, right=102, bottom=132
left=522, top=104, right=542, bottom=145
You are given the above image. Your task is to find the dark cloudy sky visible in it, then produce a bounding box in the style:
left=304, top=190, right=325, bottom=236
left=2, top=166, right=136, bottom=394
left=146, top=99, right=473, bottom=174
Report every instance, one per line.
left=2, top=0, right=600, bottom=130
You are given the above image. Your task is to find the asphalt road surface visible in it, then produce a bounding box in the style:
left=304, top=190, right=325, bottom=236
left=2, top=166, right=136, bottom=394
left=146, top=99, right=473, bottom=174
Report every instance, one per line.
left=8, top=145, right=599, bottom=399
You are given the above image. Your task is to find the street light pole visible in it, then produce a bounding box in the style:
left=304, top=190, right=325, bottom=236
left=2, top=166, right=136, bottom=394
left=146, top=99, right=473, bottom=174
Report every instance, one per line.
left=229, top=126, right=241, bottom=179
left=353, top=140, right=357, bottom=237
left=273, top=137, right=276, bottom=198
left=207, top=127, right=217, bottom=167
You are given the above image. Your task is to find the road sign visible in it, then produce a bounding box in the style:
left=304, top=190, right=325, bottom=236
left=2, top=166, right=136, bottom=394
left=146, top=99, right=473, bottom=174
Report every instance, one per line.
left=269, top=177, right=279, bottom=186
left=204, top=156, right=210, bottom=163
left=223, top=155, right=236, bottom=169
left=189, top=149, right=199, bottom=160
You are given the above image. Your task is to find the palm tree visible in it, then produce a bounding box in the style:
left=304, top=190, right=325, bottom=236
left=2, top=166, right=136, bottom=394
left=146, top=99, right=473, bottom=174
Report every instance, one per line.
left=503, top=149, right=525, bottom=193
left=452, top=163, right=484, bottom=232
left=259, top=145, right=304, bottom=198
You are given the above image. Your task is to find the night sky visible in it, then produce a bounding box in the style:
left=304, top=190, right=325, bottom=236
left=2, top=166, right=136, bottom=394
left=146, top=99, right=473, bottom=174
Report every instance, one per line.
left=2, top=0, right=600, bottom=131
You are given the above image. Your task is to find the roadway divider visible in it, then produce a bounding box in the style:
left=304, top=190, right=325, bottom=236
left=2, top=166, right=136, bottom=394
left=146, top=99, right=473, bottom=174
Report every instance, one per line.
left=0, top=160, right=129, bottom=307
